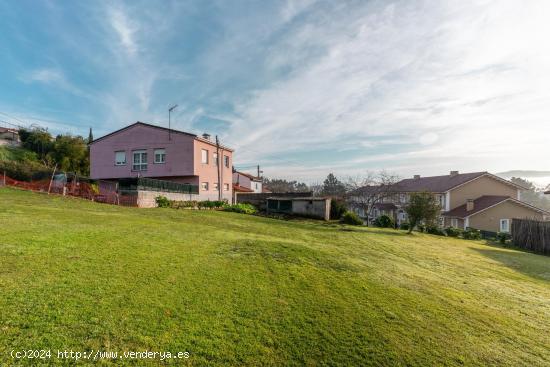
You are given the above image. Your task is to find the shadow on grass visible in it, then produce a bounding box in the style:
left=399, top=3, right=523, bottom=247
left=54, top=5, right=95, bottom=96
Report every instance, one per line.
left=471, top=247, right=550, bottom=282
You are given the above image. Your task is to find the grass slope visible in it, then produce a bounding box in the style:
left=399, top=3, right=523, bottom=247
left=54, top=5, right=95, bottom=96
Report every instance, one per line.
left=0, top=145, right=37, bottom=162
left=1, top=188, right=549, bottom=366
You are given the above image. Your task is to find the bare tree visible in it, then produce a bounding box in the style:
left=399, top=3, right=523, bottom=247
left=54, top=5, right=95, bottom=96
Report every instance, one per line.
left=344, top=171, right=400, bottom=226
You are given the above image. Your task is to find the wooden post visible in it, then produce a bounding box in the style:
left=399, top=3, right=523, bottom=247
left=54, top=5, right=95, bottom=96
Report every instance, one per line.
left=47, top=164, right=57, bottom=194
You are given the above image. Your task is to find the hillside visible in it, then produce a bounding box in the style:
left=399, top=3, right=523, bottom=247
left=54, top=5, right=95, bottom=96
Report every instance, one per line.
left=1, top=188, right=549, bottom=366
left=0, top=145, right=38, bottom=162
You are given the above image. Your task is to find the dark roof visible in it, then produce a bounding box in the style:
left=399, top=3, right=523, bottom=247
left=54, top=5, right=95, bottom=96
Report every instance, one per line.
left=393, top=172, right=487, bottom=193
left=443, top=196, right=509, bottom=218
left=373, top=203, right=397, bottom=210
left=90, top=121, right=233, bottom=151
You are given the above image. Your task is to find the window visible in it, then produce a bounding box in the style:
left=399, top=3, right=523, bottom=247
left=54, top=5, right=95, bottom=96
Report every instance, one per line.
left=201, top=182, right=209, bottom=191
left=213, top=153, right=219, bottom=166
left=500, top=219, right=510, bottom=233
left=438, top=217, right=445, bottom=227
left=115, top=151, right=126, bottom=165
left=255, top=183, right=259, bottom=190
left=451, top=218, right=458, bottom=228
left=154, top=149, right=165, bottom=164
left=201, top=149, right=208, bottom=164
left=224, top=183, right=229, bottom=191
left=224, top=155, right=229, bottom=168
left=213, top=182, right=219, bottom=191
left=132, top=150, right=147, bottom=171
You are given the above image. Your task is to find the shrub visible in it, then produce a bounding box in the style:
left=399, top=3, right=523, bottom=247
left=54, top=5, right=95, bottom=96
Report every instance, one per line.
left=463, top=228, right=481, bottom=240
left=444, top=227, right=462, bottom=238
left=426, top=225, right=446, bottom=236
left=330, top=199, right=347, bottom=220
left=497, top=232, right=511, bottom=244
left=223, top=203, right=257, bottom=214
left=417, top=224, right=425, bottom=233
left=399, top=222, right=410, bottom=231
left=155, top=196, right=171, bottom=208
left=374, top=214, right=394, bottom=228
left=341, top=211, right=363, bottom=225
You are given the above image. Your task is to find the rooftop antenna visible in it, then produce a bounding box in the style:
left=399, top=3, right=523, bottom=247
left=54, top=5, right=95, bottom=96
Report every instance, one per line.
left=168, top=104, right=178, bottom=140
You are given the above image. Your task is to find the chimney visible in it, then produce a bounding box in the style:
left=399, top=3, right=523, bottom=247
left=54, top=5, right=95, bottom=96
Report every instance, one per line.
left=466, top=199, right=474, bottom=211
left=413, top=175, right=421, bottom=180
left=450, top=170, right=459, bottom=177
left=202, top=133, right=211, bottom=141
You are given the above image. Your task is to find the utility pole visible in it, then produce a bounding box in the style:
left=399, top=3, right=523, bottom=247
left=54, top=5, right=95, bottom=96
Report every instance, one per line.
left=257, top=165, right=261, bottom=178
left=168, top=105, right=178, bottom=141
left=216, top=135, right=222, bottom=201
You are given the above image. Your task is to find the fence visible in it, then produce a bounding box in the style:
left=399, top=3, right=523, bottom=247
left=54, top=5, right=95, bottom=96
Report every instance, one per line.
left=118, top=177, right=198, bottom=194
left=511, top=218, right=550, bottom=255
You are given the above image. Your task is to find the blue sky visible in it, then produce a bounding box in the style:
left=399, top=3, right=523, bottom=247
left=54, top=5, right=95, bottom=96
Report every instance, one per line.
left=1, top=0, right=549, bottom=182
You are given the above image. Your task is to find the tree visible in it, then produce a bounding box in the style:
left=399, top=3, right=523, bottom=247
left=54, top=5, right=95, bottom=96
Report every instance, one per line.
left=263, top=178, right=310, bottom=193
left=405, top=192, right=441, bottom=233
left=344, top=171, right=400, bottom=226
left=49, top=134, right=89, bottom=175
left=19, top=127, right=54, bottom=163
left=321, top=173, right=346, bottom=197
left=88, top=128, right=93, bottom=144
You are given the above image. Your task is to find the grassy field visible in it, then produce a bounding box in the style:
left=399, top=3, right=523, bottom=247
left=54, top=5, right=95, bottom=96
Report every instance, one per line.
left=1, top=187, right=549, bottom=366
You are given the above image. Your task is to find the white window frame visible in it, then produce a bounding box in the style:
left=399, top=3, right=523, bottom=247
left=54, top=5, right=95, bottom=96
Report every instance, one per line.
left=213, top=182, right=219, bottom=191
left=213, top=152, right=219, bottom=166
left=154, top=148, right=166, bottom=164
left=201, top=149, right=209, bottom=164
left=132, top=150, right=147, bottom=171
left=224, top=155, right=229, bottom=168
left=451, top=218, right=458, bottom=228
left=223, top=183, right=229, bottom=191
left=500, top=219, right=510, bottom=233
left=201, top=182, right=209, bottom=191
left=115, top=151, right=126, bottom=166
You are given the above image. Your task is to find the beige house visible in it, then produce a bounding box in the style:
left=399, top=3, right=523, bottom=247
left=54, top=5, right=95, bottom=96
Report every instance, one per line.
left=366, top=171, right=549, bottom=234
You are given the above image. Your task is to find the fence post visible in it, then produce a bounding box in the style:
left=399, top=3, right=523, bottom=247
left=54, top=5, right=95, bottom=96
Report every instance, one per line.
left=47, top=164, right=57, bottom=194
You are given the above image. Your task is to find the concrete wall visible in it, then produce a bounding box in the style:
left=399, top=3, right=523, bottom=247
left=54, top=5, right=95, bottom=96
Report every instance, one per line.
left=468, top=200, right=544, bottom=233
left=449, top=175, right=518, bottom=210
left=292, top=199, right=331, bottom=221
left=237, top=192, right=313, bottom=211
left=134, top=190, right=202, bottom=208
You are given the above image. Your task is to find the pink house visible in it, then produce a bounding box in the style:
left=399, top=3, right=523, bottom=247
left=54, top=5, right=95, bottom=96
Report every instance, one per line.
left=90, top=122, right=233, bottom=202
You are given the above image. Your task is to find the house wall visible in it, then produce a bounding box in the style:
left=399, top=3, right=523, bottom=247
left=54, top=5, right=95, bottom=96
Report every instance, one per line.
left=449, top=175, right=517, bottom=210
left=233, top=172, right=252, bottom=188
left=90, top=124, right=195, bottom=179
left=135, top=190, right=201, bottom=208
left=443, top=217, right=465, bottom=229
left=193, top=139, right=233, bottom=201
left=468, top=200, right=544, bottom=233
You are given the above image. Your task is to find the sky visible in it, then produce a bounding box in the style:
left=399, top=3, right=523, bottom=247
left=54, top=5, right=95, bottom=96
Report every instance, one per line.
left=1, top=0, right=549, bottom=182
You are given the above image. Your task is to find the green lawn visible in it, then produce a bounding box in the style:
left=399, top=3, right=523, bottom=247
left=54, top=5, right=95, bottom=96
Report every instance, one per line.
left=1, top=187, right=549, bottom=366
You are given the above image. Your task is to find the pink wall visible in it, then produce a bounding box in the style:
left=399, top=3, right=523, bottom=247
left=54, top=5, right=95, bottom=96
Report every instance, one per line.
left=193, top=138, right=233, bottom=199
left=233, top=172, right=252, bottom=188
left=90, top=124, right=195, bottom=179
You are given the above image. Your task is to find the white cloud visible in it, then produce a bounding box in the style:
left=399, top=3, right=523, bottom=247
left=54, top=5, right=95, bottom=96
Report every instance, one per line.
left=225, top=0, right=550, bottom=180
left=108, top=6, right=138, bottom=55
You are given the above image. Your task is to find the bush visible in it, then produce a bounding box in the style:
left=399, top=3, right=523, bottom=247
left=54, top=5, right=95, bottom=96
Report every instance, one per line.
left=374, top=214, right=394, bottom=228
left=444, top=227, right=462, bottom=238
left=497, top=232, right=511, bottom=244
left=463, top=228, right=481, bottom=240
left=426, top=225, right=446, bottom=236
left=0, top=160, right=52, bottom=181
left=417, top=224, right=425, bottom=233
left=155, top=196, right=171, bottom=208
left=341, top=211, right=363, bottom=225
left=223, top=203, right=257, bottom=214
left=399, top=222, right=410, bottom=231
left=330, top=199, right=347, bottom=220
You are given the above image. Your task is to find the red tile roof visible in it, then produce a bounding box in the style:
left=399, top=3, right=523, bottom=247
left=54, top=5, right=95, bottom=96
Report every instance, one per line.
left=234, top=171, right=261, bottom=181
left=233, top=184, right=254, bottom=193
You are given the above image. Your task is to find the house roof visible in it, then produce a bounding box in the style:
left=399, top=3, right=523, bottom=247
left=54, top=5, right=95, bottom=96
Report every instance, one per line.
left=0, top=127, right=18, bottom=134
left=267, top=196, right=329, bottom=201
left=443, top=195, right=550, bottom=218
left=234, top=170, right=261, bottom=181
left=233, top=184, right=254, bottom=193
left=373, top=202, right=398, bottom=210
left=89, top=121, right=234, bottom=151
left=393, top=172, right=488, bottom=193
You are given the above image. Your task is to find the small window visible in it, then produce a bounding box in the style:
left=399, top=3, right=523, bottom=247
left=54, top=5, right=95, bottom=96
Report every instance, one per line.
left=201, top=149, right=208, bottom=164
left=224, top=183, right=229, bottom=191
left=132, top=150, right=147, bottom=171
left=115, top=151, right=126, bottom=165
left=451, top=218, right=458, bottom=228
left=154, top=149, right=165, bottom=164
left=213, top=153, right=219, bottom=166
left=213, top=182, right=219, bottom=191
left=500, top=219, right=510, bottom=233
left=201, top=182, right=208, bottom=191
left=224, top=155, right=229, bottom=168
left=255, top=183, right=259, bottom=190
